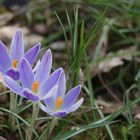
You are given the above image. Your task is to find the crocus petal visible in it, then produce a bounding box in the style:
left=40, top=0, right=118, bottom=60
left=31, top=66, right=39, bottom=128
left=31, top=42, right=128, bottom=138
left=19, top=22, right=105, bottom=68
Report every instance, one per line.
left=20, top=58, right=34, bottom=89
left=35, top=49, right=52, bottom=84
left=24, top=43, right=41, bottom=65
left=0, top=66, right=4, bottom=73
left=0, top=41, right=11, bottom=73
left=62, top=85, right=81, bottom=110
left=39, top=68, right=62, bottom=98
left=33, top=60, right=40, bottom=73
left=53, top=112, right=67, bottom=117
left=44, top=96, right=55, bottom=111
left=22, top=88, right=39, bottom=102
left=6, top=68, right=20, bottom=80
left=56, top=69, right=66, bottom=98
left=39, top=103, right=52, bottom=115
left=4, top=75, right=24, bottom=97
left=39, top=103, right=67, bottom=117
left=10, top=29, right=24, bottom=61
left=67, top=98, right=84, bottom=113
left=40, top=84, right=58, bottom=100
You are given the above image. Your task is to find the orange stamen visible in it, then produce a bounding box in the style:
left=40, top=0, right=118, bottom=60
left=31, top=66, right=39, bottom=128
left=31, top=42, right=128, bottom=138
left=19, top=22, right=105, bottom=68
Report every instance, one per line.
left=56, top=96, right=63, bottom=109
left=32, top=80, right=39, bottom=93
left=12, top=59, right=18, bottom=68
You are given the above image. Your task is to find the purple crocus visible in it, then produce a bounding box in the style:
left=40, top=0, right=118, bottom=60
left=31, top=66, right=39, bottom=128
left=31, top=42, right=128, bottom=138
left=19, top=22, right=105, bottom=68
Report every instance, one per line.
left=4, top=49, right=63, bottom=102
left=0, top=29, right=40, bottom=80
left=39, top=69, right=84, bottom=117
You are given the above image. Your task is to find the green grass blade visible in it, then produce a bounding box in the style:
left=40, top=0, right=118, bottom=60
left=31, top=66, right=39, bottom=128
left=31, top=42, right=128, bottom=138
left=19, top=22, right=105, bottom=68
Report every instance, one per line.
left=0, top=107, right=39, bottom=138
left=53, top=96, right=140, bottom=139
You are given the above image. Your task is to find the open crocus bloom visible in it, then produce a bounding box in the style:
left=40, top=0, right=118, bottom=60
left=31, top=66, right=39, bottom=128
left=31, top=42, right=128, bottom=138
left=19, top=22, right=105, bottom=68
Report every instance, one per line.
left=0, top=29, right=40, bottom=80
left=4, top=50, right=63, bottom=102
left=39, top=69, right=84, bottom=117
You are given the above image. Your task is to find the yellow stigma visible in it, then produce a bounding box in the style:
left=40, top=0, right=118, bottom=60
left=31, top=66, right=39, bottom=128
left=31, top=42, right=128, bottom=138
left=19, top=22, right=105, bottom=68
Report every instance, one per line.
left=12, top=59, right=18, bottom=68
left=32, top=80, right=39, bottom=93
left=56, top=96, right=63, bottom=109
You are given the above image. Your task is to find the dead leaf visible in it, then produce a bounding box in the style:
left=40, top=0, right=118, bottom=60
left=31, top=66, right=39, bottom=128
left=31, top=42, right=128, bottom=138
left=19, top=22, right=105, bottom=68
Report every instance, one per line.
left=0, top=12, right=13, bottom=26
left=98, top=57, right=124, bottom=72
left=25, top=34, right=43, bottom=50
left=96, top=99, right=122, bottom=114
left=49, top=41, right=71, bottom=51
left=0, top=26, right=43, bottom=50
left=135, top=113, right=140, bottom=120
left=0, top=25, right=29, bottom=39
left=0, top=136, right=7, bottom=140
left=34, top=23, right=47, bottom=35
left=97, top=45, right=137, bottom=73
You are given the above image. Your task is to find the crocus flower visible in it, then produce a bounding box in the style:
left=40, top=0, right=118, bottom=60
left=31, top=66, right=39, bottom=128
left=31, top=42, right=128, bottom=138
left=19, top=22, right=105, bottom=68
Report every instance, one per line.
left=0, top=29, right=40, bottom=80
left=4, top=49, right=63, bottom=102
left=39, top=69, right=84, bottom=117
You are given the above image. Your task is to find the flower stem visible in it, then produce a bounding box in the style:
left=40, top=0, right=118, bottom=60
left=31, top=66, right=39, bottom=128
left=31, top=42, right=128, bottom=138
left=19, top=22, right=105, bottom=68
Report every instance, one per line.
left=45, top=117, right=59, bottom=140
left=8, top=92, right=16, bottom=132
left=26, top=102, right=39, bottom=140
